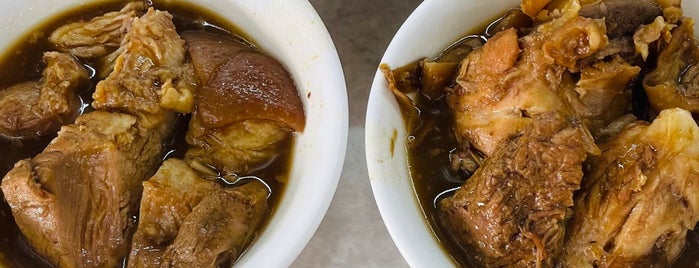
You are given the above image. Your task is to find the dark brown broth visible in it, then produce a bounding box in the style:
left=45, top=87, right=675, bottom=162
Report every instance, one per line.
left=403, top=8, right=699, bottom=268
left=0, top=1, right=292, bottom=267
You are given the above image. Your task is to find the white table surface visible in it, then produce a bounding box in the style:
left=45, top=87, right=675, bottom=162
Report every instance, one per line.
left=292, top=0, right=421, bottom=267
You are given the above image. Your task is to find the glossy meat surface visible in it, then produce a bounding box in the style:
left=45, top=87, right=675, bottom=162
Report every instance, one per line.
left=643, top=17, right=699, bottom=113
left=0, top=52, right=88, bottom=139
left=183, top=31, right=305, bottom=132
left=92, top=8, right=195, bottom=126
left=439, top=112, right=598, bottom=267
left=561, top=108, right=699, bottom=267
left=0, top=8, right=188, bottom=267
left=1, top=111, right=174, bottom=267
left=448, top=16, right=606, bottom=157
left=183, top=31, right=303, bottom=173
left=128, top=159, right=268, bottom=267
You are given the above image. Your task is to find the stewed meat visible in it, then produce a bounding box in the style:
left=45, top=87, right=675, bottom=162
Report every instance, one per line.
left=561, top=108, right=699, bottom=267
left=439, top=112, right=598, bottom=267
left=0, top=52, right=88, bottom=139
left=128, top=159, right=269, bottom=267
left=182, top=31, right=304, bottom=173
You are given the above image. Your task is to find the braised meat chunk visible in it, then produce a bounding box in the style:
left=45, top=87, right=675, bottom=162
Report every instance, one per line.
left=49, top=2, right=146, bottom=59
left=439, top=112, right=598, bottom=267
left=0, top=52, right=88, bottom=139
left=561, top=108, right=699, bottom=267
left=49, top=1, right=146, bottom=78
left=1, top=111, right=174, bottom=267
left=182, top=31, right=304, bottom=173
left=643, top=17, right=699, bottom=113
left=92, top=8, right=195, bottom=123
left=159, top=180, right=268, bottom=267
left=574, top=56, right=640, bottom=138
left=448, top=16, right=606, bottom=157
left=128, top=159, right=268, bottom=267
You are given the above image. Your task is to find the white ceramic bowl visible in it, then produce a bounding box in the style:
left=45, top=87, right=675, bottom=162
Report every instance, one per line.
left=366, top=1, right=699, bottom=267
left=0, top=0, right=347, bottom=267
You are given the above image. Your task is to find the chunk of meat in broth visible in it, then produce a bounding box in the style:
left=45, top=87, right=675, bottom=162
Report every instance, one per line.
left=574, top=56, right=640, bottom=138
left=439, top=112, right=598, bottom=268
left=50, top=1, right=146, bottom=78
left=92, top=9, right=196, bottom=126
left=643, top=17, right=699, bottom=113
left=561, top=108, right=699, bottom=267
left=0, top=52, right=88, bottom=139
left=447, top=16, right=606, bottom=158
left=182, top=31, right=305, bottom=174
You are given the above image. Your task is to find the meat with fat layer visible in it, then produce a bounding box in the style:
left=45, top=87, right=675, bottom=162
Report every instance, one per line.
left=560, top=108, right=699, bottom=267
left=0, top=52, right=88, bottom=139
left=182, top=31, right=303, bottom=173
left=448, top=15, right=606, bottom=157
left=439, top=112, right=598, bottom=267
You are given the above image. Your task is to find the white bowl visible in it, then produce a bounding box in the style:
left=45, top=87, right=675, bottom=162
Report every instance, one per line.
left=366, top=1, right=699, bottom=267
left=0, top=0, right=348, bottom=267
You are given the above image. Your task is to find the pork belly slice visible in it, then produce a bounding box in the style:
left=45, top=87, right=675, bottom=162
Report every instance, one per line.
left=439, top=112, right=598, bottom=267
left=1, top=111, right=175, bottom=267
left=561, top=108, right=699, bottom=267
left=128, top=159, right=268, bottom=268
left=0, top=52, right=88, bottom=139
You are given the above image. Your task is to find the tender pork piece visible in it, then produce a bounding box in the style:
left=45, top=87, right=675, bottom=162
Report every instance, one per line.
left=182, top=31, right=305, bottom=131
left=186, top=118, right=291, bottom=174
left=561, top=108, right=699, bottom=267
left=643, top=17, right=699, bottom=113
left=1, top=111, right=175, bottom=268
left=439, top=112, right=598, bottom=268
left=92, top=8, right=195, bottom=125
left=182, top=31, right=304, bottom=173
left=0, top=52, right=88, bottom=139
left=1, top=8, right=189, bottom=267
left=448, top=16, right=606, bottom=157
left=159, top=179, right=268, bottom=267
left=128, top=159, right=268, bottom=267
left=50, top=2, right=146, bottom=78
left=50, top=1, right=145, bottom=59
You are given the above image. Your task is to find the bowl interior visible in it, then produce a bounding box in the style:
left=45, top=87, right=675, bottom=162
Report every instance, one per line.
left=366, top=0, right=699, bottom=267
left=0, top=0, right=348, bottom=267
